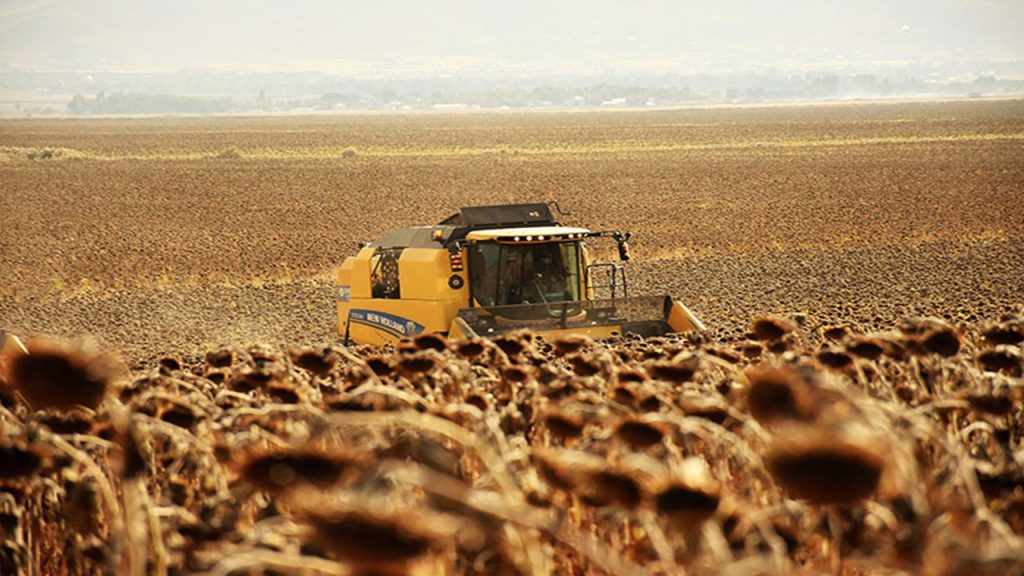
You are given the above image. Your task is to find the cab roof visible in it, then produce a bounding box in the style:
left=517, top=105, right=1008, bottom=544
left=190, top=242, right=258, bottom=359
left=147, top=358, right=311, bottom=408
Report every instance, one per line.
left=439, top=203, right=556, bottom=228
left=367, top=203, right=577, bottom=249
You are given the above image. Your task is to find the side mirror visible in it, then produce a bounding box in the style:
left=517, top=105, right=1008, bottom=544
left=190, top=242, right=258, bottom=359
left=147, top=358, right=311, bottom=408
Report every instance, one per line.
left=613, top=231, right=632, bottom=261
left=618, top=241, right=631, bottom=261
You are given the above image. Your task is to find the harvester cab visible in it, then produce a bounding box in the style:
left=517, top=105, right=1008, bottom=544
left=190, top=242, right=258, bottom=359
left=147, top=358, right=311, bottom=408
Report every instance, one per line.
left=336, top=203, right=704, bottom=345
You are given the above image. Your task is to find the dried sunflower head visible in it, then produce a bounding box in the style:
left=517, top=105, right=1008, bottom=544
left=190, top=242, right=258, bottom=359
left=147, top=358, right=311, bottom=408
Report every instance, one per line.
left=613, top=417, right=666, bottom=450
left=744, top=365, right=816, bottom=425
left=9, top=339, right=122, bottom=410
left=765, top=424, right=887, bottom=506
left=751, top=316, right=797, bottom=342
left=238, top=445, right=367, bottom=495
left=651, top=458, right=721, bottom=528
left=299, top=497, right=460, bottom=570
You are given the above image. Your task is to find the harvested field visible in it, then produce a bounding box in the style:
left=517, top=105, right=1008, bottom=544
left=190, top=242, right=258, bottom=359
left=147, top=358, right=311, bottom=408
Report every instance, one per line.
left=2, top=100, right=1023, bottom=362
left=1, top=99, right=1023, bottom=574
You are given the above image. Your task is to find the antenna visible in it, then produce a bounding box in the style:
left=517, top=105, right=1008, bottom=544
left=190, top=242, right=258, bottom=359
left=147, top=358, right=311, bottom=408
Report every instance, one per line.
left=547, top=201, right=571, bottom=217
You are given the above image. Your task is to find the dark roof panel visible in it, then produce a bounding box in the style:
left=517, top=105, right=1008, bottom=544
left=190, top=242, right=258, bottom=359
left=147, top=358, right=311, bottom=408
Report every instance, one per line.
left=370, top=204, right=562, bottom=249
left=439, top=203, right=556, bottom=228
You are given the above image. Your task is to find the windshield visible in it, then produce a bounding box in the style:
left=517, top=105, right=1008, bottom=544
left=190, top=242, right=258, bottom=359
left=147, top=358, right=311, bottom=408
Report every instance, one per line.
left=469, top=241, right=582, bottom=308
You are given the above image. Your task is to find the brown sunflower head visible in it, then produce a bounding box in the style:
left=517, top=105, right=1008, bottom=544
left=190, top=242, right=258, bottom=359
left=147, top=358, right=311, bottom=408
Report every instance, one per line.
left=765, top=425, right=887, bottom=505
left=737, top=340, right=765, bottom=360
left=614, top=417, right=666, bottom=449
left=412, top=333, right=449, bottom=353
left=290, top=347, right=337, bottom=378
left=611, top=384, right=638, bottom=406
left=821, top=325, right=850, bottom=342
left=551, top=334, right=593, bottom=357
left=396, top=352, right=438, bottom=377
left=532, top=447, right=605, bottom=492
left=493, top=334, right=529, bottom=358
left=454, top=339, right=486, bottom=360
left=920, top=325, right=961, bottom=357
left=267, top=381, right=304, bottom=404
left=301, top=501, right=459, bottom=570
left=977, top=346, right=1022, bottom=375
left=580, top=468, right=645, bottom=509
left=704, top=346, right=743, bottom=364
left=647, top=355, right=700, bottom=383
left=568, top=354, right=603, bottom=377
left=0, top=436, right=47, bottom=480
left=751, top=316, right=797, bottom=342
left=239, top=445, right=366, bottom=495
left=501, top=364, right=533, bottom=384
left=204, top=347, right=237, bottom=369
left=156, top=356, right=183, bottom=373
left=652, top=459, right=721, bottom=528
left=744, top=365, right=816, bottom=425
left=9, top=339, right=121, bottom=410
left=541, top=408, right=587, bottom=441
left=816, top=348, right=854, bottom=371
left=365, top=355, right=394, bottom=377
left=979, top=320, right=1024, bottom=347
left=846, top=336, right=886, bottom=360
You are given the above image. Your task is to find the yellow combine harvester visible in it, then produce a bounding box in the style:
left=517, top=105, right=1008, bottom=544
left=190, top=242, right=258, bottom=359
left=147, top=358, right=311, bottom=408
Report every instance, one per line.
left=336, top=203, right=704, bottom=345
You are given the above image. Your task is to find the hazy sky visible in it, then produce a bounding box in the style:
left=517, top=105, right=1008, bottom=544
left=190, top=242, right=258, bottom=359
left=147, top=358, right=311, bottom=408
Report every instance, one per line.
left=1, top=0, right=1021, bottom=74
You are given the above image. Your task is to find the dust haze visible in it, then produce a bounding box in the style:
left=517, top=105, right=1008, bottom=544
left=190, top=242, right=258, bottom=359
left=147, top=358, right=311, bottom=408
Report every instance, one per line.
left=1, top=0, right=1022, bottom=112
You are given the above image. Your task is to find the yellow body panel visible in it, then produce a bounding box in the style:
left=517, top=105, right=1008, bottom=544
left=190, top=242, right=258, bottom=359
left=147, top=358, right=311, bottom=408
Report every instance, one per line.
left=345, top=299, right=464, bottom=346
left=398, top=248, right=463, bottom=300
left=667, top=301, right=707, bottom=333
left=348, top=247, right=374, bottom=299
left=337, top=246, right=470, bottom=344
left=447, top=317, right=475, bottom=340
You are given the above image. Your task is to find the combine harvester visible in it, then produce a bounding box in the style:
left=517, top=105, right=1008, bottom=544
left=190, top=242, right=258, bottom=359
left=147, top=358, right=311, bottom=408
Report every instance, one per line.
left=337, top=203, right=704, bottom=345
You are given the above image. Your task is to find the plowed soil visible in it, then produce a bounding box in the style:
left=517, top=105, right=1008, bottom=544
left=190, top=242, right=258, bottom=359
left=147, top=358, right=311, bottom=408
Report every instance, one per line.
left=2, top=100, right=1022, bottom=363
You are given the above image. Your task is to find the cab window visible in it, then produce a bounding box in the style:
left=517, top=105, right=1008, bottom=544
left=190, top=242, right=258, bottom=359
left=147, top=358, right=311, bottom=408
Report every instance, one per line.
left=469, top=241, right=581, bottom=307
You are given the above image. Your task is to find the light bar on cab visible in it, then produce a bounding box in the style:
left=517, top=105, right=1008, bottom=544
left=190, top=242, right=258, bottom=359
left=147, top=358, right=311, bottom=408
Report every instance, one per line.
left=508, top=233, right=585, bottom=242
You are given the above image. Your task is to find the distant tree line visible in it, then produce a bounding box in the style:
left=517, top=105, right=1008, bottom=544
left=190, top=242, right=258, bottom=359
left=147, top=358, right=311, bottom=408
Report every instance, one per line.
left=68, top=92, right=239, bottom=115
left=312, top=84, right=704, bottom=110
left=59, top=72, right=1024, bottom=116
